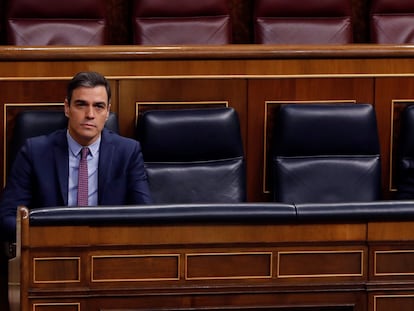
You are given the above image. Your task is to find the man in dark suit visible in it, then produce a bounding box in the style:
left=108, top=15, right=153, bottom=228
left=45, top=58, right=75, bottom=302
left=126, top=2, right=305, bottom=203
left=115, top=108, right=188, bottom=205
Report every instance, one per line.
left=0, top=71, right=153, bottom=242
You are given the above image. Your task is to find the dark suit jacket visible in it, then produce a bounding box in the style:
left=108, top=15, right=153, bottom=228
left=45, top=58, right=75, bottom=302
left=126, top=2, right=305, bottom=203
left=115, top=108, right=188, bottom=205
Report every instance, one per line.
left=0, top=128, right=153, bottom=241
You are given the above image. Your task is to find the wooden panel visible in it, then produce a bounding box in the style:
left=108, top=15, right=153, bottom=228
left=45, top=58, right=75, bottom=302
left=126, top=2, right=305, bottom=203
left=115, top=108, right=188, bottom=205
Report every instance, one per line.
left=185, top=252, right=272, bottom=280
left=91, top=254, right=179, bottom=282
left=373, top=294, right=414, bottom=311
left=373, top=249, right=414, bottom=278
left=278, top=250, right=364, bottom=279
left=103, top=308, right=354, bottom=311
left=28, top=223, right=366, bottom=247
left=91, top=292, right=362, bottom=311
left=33, top=257, right=80, bottom=284
left=33, top=303, right=80, bottom=311
left=368, top=222, right=414, bottom=241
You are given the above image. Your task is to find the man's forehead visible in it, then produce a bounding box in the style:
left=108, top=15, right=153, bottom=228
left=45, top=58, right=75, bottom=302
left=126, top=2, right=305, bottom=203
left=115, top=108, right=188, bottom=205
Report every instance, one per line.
left=71, top=86, right=109, bottom=103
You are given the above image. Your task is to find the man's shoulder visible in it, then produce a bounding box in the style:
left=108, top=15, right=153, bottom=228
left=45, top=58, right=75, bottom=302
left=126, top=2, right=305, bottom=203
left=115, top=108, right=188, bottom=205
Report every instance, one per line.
left=17, top=129, right=66, bottom=160
left=26, top=129, right=66, bottom=147
left=27, top=129, right=65, bottom=145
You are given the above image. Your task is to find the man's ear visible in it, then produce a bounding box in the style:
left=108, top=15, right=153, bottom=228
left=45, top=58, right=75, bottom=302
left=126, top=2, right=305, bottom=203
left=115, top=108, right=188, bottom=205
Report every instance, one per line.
left=64, top=98, right=70, bottom=118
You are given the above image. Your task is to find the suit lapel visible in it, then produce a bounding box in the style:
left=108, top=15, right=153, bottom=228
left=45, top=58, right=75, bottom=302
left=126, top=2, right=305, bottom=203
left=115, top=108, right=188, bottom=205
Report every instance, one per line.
left=98, top=129, right=115, bottom=204
left=53, top=130, right=69, bottom=205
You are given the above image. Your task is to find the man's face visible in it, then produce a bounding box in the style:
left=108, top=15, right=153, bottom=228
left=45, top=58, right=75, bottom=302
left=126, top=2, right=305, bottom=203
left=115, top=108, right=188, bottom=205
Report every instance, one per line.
left=64, top=86, right=110, bottom=146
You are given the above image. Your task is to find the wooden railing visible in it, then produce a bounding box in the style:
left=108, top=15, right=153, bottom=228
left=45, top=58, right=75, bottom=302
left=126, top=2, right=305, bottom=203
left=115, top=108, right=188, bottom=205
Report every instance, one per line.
left=11, top=202, right=414, bottom=311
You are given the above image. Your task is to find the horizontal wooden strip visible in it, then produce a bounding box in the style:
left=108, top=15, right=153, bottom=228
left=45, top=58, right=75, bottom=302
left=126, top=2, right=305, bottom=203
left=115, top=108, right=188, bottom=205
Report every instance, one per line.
left=34, top=303, right=80, bottom=311
left=374, top=294, right=414, bottom=311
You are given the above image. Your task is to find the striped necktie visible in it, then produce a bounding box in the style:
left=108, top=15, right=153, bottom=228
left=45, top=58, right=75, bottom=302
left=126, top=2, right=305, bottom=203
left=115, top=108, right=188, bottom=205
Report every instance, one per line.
left=77, top=147, right=89, bottom=206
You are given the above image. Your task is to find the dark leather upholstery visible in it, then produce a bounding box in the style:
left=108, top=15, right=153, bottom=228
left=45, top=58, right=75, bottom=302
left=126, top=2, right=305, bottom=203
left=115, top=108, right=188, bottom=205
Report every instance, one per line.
left=6, top=0, right=107, bottom=45
left=137, top=107, right=246, bottom=204
left=132, top=0, right=231, bottom=45
left=29, top=203, right=296, bottom=226
left=8, top=110, right=118, bottom=169
left=370, top=0, right=414, bottom=43
left=272, top=103, right=381, bottom=204
left=395, top=105, right=414, bottom=199
left=254, top=0, right=353, bottom=44
left=296, top=200, right=414, bottom=222
left=28, top=200, right=414, bottom=226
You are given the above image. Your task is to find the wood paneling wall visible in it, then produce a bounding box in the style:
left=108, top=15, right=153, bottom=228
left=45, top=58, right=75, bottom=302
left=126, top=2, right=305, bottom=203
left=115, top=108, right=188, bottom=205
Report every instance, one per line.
left=12, top=205, right=414, bottom=311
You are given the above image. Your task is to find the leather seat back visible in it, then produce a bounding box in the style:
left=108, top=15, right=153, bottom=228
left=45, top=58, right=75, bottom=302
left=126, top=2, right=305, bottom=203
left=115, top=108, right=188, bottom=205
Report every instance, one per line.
left=132, top=0, right=231, bottom=45
left=272, top=103, right=381, bottom=204
left=6, top=0, right=107, bottom=45
left=395, top=105, right=414, bottom=199
left=254, top=0, right=353, bottom=44
left=370, top=0, right=414, bottom=43
left=137, top=108, right=246, bottom=203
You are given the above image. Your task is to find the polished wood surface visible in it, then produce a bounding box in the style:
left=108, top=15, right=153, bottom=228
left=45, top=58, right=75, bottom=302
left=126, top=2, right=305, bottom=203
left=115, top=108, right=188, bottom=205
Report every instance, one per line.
left=13, top=206, right=414, bottom=311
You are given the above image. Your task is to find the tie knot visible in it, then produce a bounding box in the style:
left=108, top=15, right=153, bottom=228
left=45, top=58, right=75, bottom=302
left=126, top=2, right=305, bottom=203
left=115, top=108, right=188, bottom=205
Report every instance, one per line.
left=80, top=147, right=89, bottom=159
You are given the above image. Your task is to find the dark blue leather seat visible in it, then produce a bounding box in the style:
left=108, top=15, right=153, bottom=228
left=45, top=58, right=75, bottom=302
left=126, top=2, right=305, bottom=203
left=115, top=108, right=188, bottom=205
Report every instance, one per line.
left=272, top=103, right=381, bottom=204
left=137, top=107, right=246, bottom=204
left=395, top=105, right=414, bottom=199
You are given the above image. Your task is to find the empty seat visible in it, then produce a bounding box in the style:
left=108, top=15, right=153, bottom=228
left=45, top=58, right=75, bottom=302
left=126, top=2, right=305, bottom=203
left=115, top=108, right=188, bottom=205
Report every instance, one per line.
left=370, top=0, right=414, bottom=43
left=137, top=107, right=246, bottom=203
left=6, top=0, right=107, bottom=45
left=272, top=103, right=381, bottom=204
left=254, top=0, right=353, bottom=44
left=132, top=0, right=231, bottom=45
left=395, top=105, right=414, bottom=199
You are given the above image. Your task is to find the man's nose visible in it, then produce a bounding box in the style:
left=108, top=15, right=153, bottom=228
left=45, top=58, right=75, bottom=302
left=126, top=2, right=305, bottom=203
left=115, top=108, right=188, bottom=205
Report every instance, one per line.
left=85, top=106, right=95, bottom=118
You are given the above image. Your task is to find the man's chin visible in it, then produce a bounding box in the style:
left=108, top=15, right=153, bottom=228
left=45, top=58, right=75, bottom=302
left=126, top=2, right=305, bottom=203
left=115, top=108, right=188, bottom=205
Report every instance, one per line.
left=78, top=131, right=99, bottom=144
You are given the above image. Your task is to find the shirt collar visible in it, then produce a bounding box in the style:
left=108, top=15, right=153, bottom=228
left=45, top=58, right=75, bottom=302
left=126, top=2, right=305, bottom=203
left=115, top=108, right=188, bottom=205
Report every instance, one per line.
left=67, top=130, right=101, bottom=157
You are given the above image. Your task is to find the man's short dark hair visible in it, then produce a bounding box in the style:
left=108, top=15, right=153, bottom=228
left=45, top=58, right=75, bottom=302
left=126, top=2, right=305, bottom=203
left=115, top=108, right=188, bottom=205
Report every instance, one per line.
left=66, top=71, right=111, bottom=105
